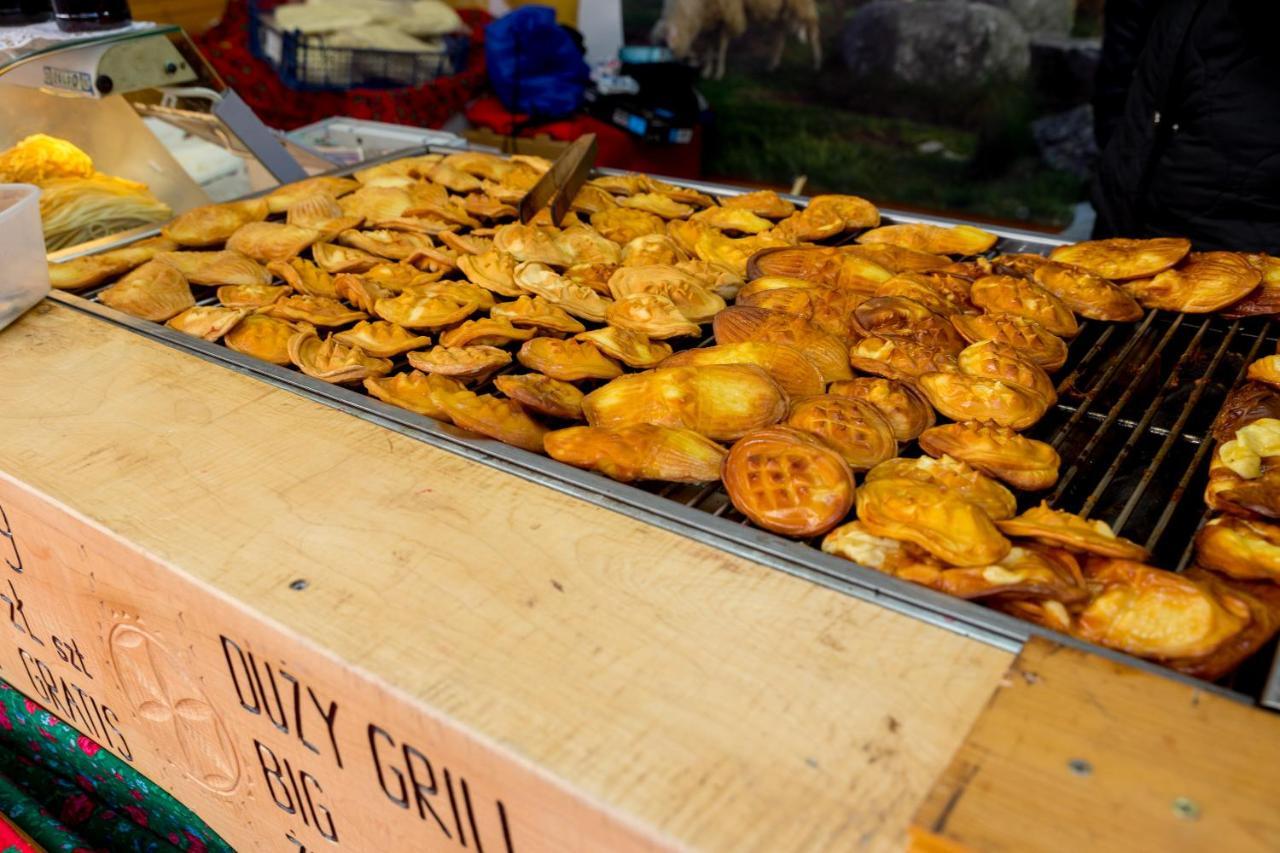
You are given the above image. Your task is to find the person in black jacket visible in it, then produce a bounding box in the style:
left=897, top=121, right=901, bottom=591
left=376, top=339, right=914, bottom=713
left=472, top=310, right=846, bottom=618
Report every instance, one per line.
left=1091, top=0, right=1280, bottom=251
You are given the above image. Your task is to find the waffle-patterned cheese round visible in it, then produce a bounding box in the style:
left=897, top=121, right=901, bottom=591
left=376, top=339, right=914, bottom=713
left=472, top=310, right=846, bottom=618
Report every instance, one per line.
left=784, top=396, right=897, bottom=471
left=723, top=426, right=855, bottom=537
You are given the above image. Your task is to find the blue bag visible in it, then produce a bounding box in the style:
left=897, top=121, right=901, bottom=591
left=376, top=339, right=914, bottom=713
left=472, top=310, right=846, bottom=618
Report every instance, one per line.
left=486, top=6, right=589, bottom=118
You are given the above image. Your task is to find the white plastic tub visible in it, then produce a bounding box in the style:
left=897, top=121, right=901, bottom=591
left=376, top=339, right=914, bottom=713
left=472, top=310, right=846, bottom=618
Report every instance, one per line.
left=0, top=184, right=49, bottom=332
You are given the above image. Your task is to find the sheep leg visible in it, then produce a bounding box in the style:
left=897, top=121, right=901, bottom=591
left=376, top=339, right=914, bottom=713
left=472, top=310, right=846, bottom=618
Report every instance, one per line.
left=767, top=25, right=786, bottom=71
left=810, top=20, right=822, bottom=70
left=715, top=29, right=729, bottom=79
left=700, top=37, right=715, bottom=78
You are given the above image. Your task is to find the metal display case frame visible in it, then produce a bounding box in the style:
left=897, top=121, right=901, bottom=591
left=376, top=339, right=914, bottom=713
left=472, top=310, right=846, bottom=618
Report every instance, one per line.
left=0, top=20, right=311, bottom=246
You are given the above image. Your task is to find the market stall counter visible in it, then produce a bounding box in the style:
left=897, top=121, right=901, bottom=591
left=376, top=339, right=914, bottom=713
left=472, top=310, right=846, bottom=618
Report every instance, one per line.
left=6, top=149, right=1280, bottom=850
left=7, top=302, right=1280, bottom=852
left=0, top=299, right=1010, bottom=851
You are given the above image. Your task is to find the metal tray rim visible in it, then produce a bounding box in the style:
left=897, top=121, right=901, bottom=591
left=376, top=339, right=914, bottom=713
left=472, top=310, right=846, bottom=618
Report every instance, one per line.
left=41, top=147, right=1252, bottom=706
left=48, top=289, right=1249, bottom=705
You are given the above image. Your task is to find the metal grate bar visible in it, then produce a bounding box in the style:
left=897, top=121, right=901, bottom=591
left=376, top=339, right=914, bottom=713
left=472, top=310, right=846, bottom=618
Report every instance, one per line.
left=1151, top=318, right=1275, bottom=554
left=1048, top=313, right=1185, bottom=505
left=1175, top=512, right=1212, bottom=572
left=1046, top=405, right=1204, bottom=445
left=1122, top=319, right=1244, bottom=543
left=1086, top=315, right=1214, bottom=524
left=1265, top=650, right=1280, bottom=711
left=1052, top=321, right=1118, bottom=394
left=682, top=482, right=720, bottom=508
left=1046, top=312, right=1159, bottom=452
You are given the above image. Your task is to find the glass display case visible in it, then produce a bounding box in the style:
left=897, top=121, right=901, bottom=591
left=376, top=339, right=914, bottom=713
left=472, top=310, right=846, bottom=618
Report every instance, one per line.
left=0, top=20, right=319, bottom=249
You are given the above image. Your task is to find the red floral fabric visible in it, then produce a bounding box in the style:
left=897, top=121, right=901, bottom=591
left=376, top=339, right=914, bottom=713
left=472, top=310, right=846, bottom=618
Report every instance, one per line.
left=0, top=682, right=228, bottom=852
left=0, top=811, right=40, bottom=853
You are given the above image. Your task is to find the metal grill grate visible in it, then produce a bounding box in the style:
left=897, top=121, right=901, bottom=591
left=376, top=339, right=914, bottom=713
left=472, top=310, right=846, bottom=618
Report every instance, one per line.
left=637, top=313, right=1275, bottom=551
left=640, top=306, right=1279, bottom=705
left=52, top=162, right=1280, bottom=710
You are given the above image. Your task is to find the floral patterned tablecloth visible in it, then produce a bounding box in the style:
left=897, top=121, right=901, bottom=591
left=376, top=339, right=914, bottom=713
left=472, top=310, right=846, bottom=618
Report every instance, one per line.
left=0, top=681, right=229, bottom=853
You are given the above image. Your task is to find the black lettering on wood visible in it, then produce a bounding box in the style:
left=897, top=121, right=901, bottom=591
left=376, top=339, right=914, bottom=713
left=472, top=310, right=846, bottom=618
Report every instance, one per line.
left=53, top=636, right=91, bottom=679
left=58, top=678, right=96, bottom=739
left=280, top=670, right=320, bottom=758
left=285, top=755, right=310, bottom=829
left=301, top=770, right=339, bottom=843
left=498, top=800, right=514, bottom=853
left=258, top=742, right=340, bottom=844
left=73, top=637, right=89, bottom=676
left=101, top=706, right=132, bottom=761
left=220, top=638, right=344, bottom=769
left=404, top=743, right=452, bottom=839
left=84, top=688, right=109, bottom=746
left=17, top=647, right=47, bottom=702
left=0, top=504, right=22, bottom=574
left=15, top=646, right=133, bottom=763
left=462, top=776, right=486, bottom=853
left=32, top=657, right=63, bottom=716
left=444, top=767, right=467, bottom=849
left=307, top=686, right=342, bottom=769
left=254, top=739, right=297, bottom=815
left=220, top=635, right=261, bottom=715
left=2, top=580, right=42, bottom=646
left=364, top=723, right=516, bottom=851
left=368, top=724, right=409, bottom=809
left=249, top=651, right=288, bottom=733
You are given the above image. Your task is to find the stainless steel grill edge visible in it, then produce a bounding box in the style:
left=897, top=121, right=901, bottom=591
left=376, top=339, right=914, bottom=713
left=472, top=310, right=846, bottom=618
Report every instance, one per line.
left=47, top=148, right=1280, bottom=708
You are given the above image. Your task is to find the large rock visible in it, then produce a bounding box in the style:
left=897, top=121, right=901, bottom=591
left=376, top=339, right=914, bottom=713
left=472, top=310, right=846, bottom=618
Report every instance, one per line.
left=975, top=0, right=1074, bottom=36
left=1032, top=104, right=1097, bottom=179
left=841, top=1, right=1031, bottom=96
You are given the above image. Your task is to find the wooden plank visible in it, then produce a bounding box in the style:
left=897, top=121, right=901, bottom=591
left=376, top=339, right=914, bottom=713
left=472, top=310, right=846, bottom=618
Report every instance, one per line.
left=0, top=301, right=1013, bottom=851
left=912, top=637, right=1280, bottom=853
left=130, top=0, right=227, bottom=34
left=0, top=475, right=651, bottom=851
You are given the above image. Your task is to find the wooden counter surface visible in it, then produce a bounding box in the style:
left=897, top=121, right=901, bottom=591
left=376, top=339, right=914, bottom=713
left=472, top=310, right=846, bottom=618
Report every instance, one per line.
left=912, top=638, right=1280, bottom=852
left=0, top=302, right=1012, bottom=851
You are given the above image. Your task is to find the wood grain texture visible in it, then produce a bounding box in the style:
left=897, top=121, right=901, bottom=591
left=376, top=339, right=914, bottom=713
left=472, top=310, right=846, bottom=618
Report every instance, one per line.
left=0, top=301, right=1011, bottom=851
left=130, top=0, right=227, bottom=34
left=0, top=474, right=663, bottom=851
left=912, top=637, right=1280, bottom=853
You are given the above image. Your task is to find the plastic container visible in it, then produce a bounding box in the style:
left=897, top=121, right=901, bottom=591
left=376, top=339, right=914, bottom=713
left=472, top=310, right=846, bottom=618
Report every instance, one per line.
left=51, top=0, right=130, bottom=31
left=618, top=45, right=674, bottom=65
left=0, top=185, right=50, bottom=333
left=0, top=0, right=51, bottom=25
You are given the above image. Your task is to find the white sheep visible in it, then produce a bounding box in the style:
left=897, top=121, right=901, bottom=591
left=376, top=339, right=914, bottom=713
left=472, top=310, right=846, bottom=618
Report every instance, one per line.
left=747, top=0, right=822, bottom=73
left=651, top=0, right=746, bottom=80
left=653, top=0, right=821, bottom=80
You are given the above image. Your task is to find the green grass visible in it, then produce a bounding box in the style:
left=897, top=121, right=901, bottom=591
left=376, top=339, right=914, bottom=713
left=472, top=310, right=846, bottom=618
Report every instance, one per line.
left=1073, top=6, right=1103, bottom=37
left=622, top=0, right=1086, bottom=227
left=699, top=73, right=1084, bottom=227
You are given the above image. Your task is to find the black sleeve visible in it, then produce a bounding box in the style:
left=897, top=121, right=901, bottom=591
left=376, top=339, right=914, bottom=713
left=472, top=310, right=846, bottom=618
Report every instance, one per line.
left=1093, top=0, right=1163, bottom=149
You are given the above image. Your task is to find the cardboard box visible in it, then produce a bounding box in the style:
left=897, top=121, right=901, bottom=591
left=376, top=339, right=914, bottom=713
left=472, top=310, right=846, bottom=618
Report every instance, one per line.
left=463, top=128, right=569, bottom=160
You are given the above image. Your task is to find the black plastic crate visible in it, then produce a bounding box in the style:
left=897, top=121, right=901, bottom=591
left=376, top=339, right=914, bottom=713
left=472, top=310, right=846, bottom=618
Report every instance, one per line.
left=249, top=1, right=470, bottom=92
